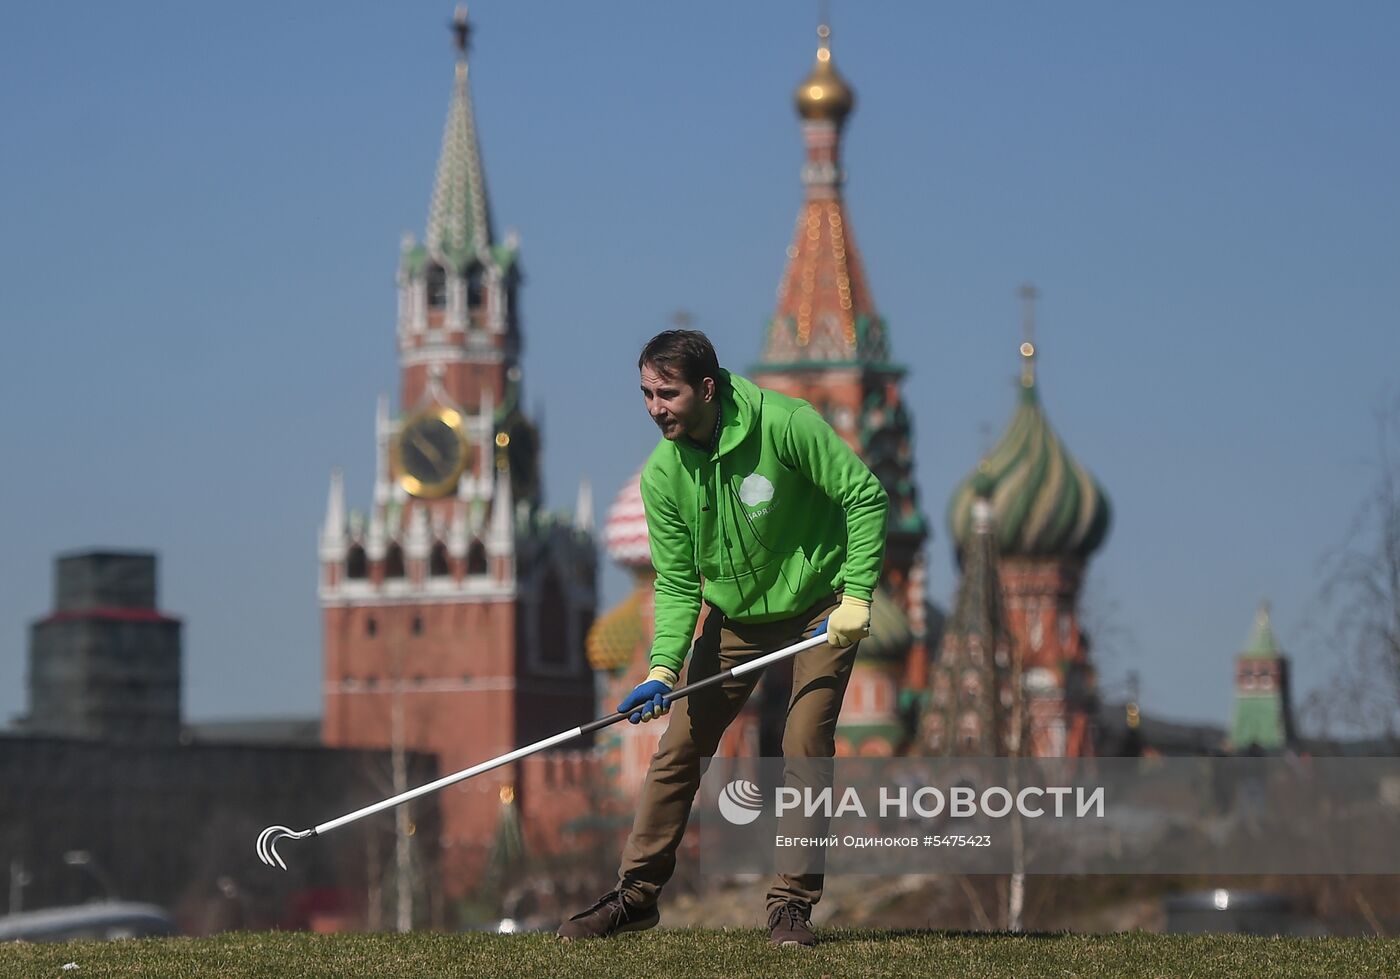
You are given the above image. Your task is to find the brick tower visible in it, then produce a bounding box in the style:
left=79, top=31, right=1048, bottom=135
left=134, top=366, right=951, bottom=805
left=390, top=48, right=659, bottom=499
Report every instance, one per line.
left=749, top=24, right=930, bottom=755
left=1229, top=601, right=1296, bottom=753
left=318, top=9, right=597, bottom=895
left=945, top=287, right=1112, bottom=757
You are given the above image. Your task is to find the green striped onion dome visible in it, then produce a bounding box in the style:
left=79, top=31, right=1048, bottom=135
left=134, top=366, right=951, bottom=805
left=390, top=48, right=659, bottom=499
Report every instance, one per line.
left=948, top=380, right=1110, bottom=561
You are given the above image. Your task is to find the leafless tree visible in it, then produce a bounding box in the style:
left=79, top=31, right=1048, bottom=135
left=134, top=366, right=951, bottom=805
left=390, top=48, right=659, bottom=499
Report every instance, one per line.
left=1306, top=394, right=1400, bottom=743
left=1077, top=566, right=1138, bottom=678
left=354, top=605, right=442, bottom=931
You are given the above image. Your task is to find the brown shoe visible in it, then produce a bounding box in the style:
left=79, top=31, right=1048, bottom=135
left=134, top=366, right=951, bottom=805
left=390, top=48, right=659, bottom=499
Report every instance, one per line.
left=768, top=903, right=817, bottom=947
left=557, top=890, right=659, bottom=941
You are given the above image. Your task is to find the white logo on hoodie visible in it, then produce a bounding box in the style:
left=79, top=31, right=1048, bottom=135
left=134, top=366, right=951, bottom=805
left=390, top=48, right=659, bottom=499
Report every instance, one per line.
left=739, top=473, right=775, bottom=508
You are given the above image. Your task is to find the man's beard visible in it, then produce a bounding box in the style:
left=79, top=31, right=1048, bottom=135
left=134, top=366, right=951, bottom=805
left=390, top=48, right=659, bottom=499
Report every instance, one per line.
left=656, top=416, right=684, bottom=439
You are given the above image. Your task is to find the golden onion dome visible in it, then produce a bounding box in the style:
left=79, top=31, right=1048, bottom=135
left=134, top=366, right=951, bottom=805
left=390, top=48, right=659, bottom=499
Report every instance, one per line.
left=794, top=25, right=854, bottom=123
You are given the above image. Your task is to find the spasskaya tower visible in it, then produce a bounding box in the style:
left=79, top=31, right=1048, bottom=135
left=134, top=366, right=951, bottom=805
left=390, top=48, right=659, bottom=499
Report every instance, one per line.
left=316, top=8, right=598, bottom=895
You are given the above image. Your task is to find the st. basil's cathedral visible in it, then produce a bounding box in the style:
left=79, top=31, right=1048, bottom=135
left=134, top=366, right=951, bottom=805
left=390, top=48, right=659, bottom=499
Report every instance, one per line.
left=315, top=10, right=1116, bottom=898
left=589, top=23, right=1112, bottom=766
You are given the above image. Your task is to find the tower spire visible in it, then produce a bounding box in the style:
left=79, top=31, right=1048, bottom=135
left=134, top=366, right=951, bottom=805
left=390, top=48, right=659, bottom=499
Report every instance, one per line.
left=488, top=459, right=515, bottom=558
left=1018, top=282, right=1039, bottom=389
left=396, top=2, right=523, bottom=411
left=1231, top=598, right=1295, bottom=752
left=575, top=475, right=594, bottom=533
left=758, top=19, right=881, bottom=365
left=1245, top=599, right=1280, bottom=656
left=452, top=4, right=471, bottom=56
left=427, top=3, right=493, bottom=272
left=374, top=394, right=391, bottom=505
left=320, top=468, right=347, bottom=561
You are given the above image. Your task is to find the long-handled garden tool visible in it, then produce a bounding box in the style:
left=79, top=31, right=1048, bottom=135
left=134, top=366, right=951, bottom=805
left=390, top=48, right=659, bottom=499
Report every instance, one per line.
left=257, top=622, right=830, bottom=869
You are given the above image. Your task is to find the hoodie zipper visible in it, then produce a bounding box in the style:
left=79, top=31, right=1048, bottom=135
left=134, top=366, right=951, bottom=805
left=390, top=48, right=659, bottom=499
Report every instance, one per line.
left=692, top=450, right=735, bottom=580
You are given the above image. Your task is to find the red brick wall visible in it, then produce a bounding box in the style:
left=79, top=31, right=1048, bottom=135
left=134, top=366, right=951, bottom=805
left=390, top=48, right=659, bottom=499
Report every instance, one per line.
left=323, top=597, right=524, bottom=896
left=997, top=557, right=1096, bottom=757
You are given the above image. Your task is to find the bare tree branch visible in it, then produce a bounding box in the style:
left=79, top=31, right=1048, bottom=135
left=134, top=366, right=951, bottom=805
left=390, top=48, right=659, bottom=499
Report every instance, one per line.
left=1307, top=391, right=1400, bottom=743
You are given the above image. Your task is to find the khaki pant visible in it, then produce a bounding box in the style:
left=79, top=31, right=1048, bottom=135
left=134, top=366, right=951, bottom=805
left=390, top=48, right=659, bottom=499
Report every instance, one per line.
left=617, top=593, right=854, bottom=913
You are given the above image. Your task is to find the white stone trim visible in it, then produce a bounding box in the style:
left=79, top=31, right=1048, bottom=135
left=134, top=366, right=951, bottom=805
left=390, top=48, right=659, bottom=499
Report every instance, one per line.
left=399, top=345, right=503, bottom=368
left=321, top=580, right=516, bottom=605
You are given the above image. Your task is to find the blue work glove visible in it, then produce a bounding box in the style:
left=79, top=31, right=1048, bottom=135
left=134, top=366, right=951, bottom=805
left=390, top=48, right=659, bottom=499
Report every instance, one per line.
left=618, top=666, right=678, bottom=724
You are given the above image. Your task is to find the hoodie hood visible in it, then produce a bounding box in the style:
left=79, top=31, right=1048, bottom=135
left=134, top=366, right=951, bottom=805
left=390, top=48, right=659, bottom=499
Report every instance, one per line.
left=676, top=369, right=759, bottom=461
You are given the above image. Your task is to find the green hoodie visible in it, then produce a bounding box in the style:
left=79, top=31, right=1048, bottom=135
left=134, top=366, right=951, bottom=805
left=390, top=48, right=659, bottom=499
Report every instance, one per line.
left=640, top=370, right=889, bottom=674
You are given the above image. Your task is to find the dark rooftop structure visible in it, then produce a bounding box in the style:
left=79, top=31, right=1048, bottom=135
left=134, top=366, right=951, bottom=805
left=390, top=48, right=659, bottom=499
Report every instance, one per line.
left=24, top=551, right=182, bottom=743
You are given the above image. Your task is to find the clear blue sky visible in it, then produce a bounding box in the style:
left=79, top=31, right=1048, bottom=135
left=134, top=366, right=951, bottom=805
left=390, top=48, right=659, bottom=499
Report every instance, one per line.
left=2, top=2, right=1397, bottom=731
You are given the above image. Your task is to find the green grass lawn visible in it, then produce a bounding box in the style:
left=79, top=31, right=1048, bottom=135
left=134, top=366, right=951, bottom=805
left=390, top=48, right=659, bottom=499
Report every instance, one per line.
left=2, top=929, right=1397, bottom=978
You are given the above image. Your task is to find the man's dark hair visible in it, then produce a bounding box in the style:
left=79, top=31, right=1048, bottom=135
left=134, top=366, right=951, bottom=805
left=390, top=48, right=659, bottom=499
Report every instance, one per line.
left=638, top=330, right=721, bottom=390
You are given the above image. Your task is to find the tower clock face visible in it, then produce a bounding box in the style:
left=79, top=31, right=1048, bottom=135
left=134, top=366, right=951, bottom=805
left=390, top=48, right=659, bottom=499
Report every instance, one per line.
left=393, top=407, right=470, bottom=498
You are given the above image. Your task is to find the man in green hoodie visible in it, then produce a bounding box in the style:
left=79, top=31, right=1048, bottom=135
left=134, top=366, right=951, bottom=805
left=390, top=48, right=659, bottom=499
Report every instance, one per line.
left=558, top=330, right=888, bottom=947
